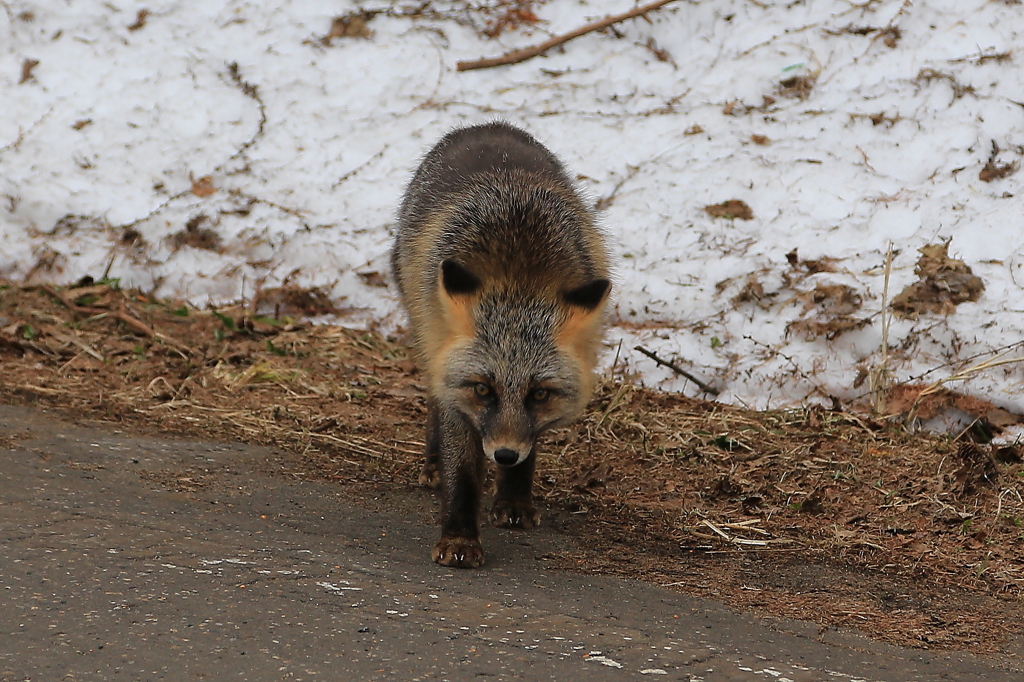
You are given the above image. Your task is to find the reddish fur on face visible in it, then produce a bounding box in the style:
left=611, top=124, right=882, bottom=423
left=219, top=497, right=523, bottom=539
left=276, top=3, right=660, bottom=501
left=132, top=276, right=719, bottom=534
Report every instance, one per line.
left=424, top=280, right=479, bottom=395
left=555, top=301, right=607, bottom=398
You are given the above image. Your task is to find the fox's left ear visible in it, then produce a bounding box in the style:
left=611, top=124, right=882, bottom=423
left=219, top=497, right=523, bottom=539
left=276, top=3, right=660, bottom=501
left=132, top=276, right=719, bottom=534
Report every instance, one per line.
left=562, top=279, right=610, bottom=310
left=441, top=259, right=482, bottom=297
left=557, top=278, right=610, bottom=382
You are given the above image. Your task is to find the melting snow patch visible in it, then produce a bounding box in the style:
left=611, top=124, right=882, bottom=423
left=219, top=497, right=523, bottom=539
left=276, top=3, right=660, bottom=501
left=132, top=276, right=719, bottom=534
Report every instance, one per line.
left=992, top=425, right=1024, bottom=446
left=5, top=2, right=1023, bottom=415
left=640, top=669, right=668, bottom=675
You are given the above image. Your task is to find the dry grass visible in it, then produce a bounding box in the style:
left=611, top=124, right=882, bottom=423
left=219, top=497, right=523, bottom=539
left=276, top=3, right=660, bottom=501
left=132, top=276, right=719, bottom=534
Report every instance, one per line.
left=1, top=279, right=1022, bottom=653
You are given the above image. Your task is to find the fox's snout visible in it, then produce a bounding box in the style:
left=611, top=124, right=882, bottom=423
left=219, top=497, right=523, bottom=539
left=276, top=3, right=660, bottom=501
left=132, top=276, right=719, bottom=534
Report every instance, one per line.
left=484, top=443, right=530, bottom=467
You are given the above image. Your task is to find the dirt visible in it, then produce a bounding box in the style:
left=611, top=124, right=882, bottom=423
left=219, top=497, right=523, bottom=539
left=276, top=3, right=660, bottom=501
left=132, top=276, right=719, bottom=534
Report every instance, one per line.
left=891, top=240, right=986, bottom=318
left=704, top=199, right=754, bottom=220
left=1, top=280, right=1022, bottom=658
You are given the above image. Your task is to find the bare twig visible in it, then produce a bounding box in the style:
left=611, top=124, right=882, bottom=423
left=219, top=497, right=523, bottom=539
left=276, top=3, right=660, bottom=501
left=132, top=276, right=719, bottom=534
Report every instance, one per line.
left=700, top=520, right=772, bottom=546
left=901, top=351, right=1024, bottom=427
left=596, top=137, right=694, bottom=210
left=223, top=62, right=267, bottom=165
left=634, top=345, right=719, bottom=395
left=851, top=338, right=1024, bottom=405
left=869, top=242, right=893, bottom=414
left=916, top=353, right=1024, bottom=400
left=457, top=0, right=681, bottom=72
left=332, top=145, right=389, bottom=188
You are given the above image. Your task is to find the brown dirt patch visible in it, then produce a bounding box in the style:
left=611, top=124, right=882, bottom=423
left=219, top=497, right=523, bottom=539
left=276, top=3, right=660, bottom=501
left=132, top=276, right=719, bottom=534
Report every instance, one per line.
left=891, top=240, right=985, bottom=318
left=170, top=214, right=222, bottom=252
left=979, top=140, right=1020, bottom=183
left=704, top=199, right=754, bottom=220
left=1, top=280, right=1022, bottom=657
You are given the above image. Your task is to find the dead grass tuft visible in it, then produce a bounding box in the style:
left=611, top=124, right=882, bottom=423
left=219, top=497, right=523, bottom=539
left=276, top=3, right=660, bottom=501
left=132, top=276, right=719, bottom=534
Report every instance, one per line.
left=171, top=214, right=222, bottom=252
left=915, top=68, right=976, bottom=100
left=787, top=283, right=869, bottom=341
left=728, top=273, right=775, bottom=310
left=323, top=12, right=375, bottom=42
left=251, top=284, right=342, bottom=317
left=777, top=74, right=816, bottom=100
left=482, top=0, right=541, bottom=38
left=979, top=140, right=1020, bottom=182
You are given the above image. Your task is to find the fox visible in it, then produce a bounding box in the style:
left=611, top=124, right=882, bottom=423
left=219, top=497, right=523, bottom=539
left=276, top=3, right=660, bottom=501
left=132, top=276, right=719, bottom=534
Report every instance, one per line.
left=391, top=121, right=612, bottom=568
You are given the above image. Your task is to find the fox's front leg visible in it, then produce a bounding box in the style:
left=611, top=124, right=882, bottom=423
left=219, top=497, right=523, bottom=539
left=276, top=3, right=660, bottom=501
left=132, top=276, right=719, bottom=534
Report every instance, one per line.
left=433, top=407, right=486, bottom=568
left=419, top=399, right=441, bottom=489
left=491, top=449, right=539, bottom=529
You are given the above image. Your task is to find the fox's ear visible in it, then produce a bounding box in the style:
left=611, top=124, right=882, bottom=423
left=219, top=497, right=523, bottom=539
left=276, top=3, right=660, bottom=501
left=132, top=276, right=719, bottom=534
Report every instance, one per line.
left=437, top=260, right=478, bottom=339
left=562, top=278, right=610, bottom=310
left=440, top=259, right=481, bottom=296
left=557, top=278, right=611, bottom=385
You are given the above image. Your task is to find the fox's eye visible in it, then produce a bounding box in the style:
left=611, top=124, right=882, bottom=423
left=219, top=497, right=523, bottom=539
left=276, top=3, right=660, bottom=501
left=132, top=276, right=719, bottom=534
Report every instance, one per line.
left=473, top=382, right=492, bottom=398
left=530, top=388, right=550, bottom=403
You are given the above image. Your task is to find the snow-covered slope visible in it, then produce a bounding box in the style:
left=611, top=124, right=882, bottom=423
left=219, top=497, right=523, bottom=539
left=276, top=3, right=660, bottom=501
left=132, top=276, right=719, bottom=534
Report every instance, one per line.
left=3, top=0, right=1022, bottom=411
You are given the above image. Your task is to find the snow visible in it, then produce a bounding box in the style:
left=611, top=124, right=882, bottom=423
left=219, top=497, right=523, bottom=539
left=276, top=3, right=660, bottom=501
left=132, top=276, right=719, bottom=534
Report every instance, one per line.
left=3, top=0, right=1023, bottom=412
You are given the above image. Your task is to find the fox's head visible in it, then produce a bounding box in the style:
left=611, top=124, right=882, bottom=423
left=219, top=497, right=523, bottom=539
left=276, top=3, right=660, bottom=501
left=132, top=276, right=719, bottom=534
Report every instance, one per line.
left=428, top=259, right=610, bottom=467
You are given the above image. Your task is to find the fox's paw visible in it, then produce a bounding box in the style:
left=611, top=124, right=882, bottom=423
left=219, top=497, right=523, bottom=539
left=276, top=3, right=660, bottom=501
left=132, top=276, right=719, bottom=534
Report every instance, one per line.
left=432, top=536, right=485, bottom=568
left=419, top=458, right=441, bottom=489
left=490, top=499, right=540, bottom=529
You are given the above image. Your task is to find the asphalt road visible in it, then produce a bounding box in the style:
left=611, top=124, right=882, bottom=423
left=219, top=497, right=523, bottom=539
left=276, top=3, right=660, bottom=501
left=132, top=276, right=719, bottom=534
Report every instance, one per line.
left=1, top=403, right=1020, bottom=681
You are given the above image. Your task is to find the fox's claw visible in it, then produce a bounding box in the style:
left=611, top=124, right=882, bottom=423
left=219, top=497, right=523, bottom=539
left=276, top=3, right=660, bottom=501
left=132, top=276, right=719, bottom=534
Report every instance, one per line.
left=419, top=459, right=441, bottom=489
left=433, top=536, right=485, bottom=568
left=490, top=500, right=539, bottom=529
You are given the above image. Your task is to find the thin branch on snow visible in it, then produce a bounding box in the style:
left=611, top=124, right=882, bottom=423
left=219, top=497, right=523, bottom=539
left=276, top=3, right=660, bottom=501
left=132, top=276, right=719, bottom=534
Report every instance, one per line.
left=634, top=345, right=719, bottom=396
left=457, top=0, right=682, bottom=72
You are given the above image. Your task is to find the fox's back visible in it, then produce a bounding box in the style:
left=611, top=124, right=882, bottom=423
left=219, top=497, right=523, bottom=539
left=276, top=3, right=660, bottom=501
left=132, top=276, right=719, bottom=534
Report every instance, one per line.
left=393, top=122, right=610, bottom=347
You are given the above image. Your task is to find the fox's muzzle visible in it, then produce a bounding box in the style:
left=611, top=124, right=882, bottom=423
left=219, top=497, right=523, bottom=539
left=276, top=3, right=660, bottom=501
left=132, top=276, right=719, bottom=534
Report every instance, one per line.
left=493, top=448, right=519, bottom=466
left=485, top=444, right=530, bottom=467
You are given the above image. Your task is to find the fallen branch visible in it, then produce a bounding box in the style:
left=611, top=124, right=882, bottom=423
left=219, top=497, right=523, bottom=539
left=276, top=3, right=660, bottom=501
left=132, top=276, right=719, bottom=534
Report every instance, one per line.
left=457, top=0, right=681, bottom=72
left=634, top=345, right=719, bottom=395
left=700, top=520, right=773, bottom=547
left=33, top=284, right=191, bottom=354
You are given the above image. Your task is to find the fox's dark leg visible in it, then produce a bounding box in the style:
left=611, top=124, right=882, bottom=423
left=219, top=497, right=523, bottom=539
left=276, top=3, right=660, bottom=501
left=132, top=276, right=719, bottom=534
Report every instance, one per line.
left=418, top=399, right=441, bottom=489
left=433, top=406, right=486, bottom=568
left=491, top=448, right=539, bottom=529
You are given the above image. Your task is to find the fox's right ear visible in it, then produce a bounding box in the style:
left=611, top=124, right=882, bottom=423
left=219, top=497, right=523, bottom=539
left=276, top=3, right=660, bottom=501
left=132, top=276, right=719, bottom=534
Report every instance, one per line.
left=440, top=259, right=481, bottom=297
left=437, top=260, right=479, bottom=339
left=562, top=278, right=610, bottom=311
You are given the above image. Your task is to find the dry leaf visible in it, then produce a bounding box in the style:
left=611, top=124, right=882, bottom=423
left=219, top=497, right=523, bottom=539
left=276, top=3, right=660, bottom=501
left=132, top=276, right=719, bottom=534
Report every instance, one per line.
left=891, top=240, right=984, bottom=317
left=191, top=176, right=216, bottom=197
left=19, top=58, right=39, bottom=84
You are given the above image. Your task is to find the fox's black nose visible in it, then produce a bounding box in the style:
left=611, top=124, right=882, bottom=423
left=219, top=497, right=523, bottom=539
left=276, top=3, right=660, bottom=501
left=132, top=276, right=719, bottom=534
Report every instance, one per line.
left=493, top=448, right=519, bottom=466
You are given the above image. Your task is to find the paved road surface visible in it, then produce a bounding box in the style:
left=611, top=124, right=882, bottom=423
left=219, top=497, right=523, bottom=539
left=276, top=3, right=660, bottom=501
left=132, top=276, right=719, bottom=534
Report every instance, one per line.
left=1, top=404, right=1020, bottom=681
